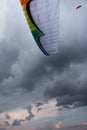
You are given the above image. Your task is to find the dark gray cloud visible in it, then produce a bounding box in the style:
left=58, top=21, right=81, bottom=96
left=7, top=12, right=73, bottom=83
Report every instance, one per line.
left=0, top=129, right=6, bottom=130
left=17, top=37, right=87, bottom=94
left=12, top=119, right=21, bottom=126
left=4, top=121, right=10, bottom=126
left=0, top=40, right=19, bottom=82
left=35, top=102, right=43, bottom=107
left=11, top=118, right=25, bottom=126
left=5, top=113, right=10, bottom=120
left=11, top=104, right=35, bottom=126
left=0, top=0, right=42, bottom=111
left=35, top=102, right=44, bottom=112
left=0, top=40, right=19, bottom=97
left=0, top=0, right=87, bottom=113
left=37, top=108, right=42, bottom=112
left=25, top=105, right=33, bottom=112
left=25, top=105, right=35, bottom=121
left=0, top=126, right=6, bottom=130
left=44, top=65, right=87, bottom=108
left=7, top=105, right=35, bottom=127
left=17, top=36, right=87, bottom=109
left=26, top=112, right=34, bottom=121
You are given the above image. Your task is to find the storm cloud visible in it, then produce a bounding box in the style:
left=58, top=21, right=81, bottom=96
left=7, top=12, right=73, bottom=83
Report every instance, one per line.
left=4, top=121, right=10, bottom=126
left=44, top=75, right=87, bottom=108
left=25, top=105, right=35, bottom=121
left=5, top=114, right=10, bottom=120
left=12, top=119, right=21, bottom=126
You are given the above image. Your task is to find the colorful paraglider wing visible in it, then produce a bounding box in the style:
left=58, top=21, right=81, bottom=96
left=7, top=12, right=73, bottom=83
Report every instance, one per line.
left=19, top=0, right=60, bottom=55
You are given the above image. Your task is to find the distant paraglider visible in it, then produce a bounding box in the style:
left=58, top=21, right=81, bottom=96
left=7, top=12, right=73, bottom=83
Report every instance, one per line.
left=76, top=0, right=87, bottom=9
left=76, top=5, right=82, bottom=9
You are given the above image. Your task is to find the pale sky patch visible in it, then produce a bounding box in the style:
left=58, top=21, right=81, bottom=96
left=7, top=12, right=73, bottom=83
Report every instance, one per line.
left=55, top=121, right=62, bottom=129
left=0, top=0, right=8, bottom=40
left=83, top=122, right=87, bottom=125
left=33, top=99, right=57, bottom=121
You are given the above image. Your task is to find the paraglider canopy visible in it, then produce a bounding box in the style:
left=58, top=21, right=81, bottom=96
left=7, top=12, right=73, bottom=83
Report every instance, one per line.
left=76, top=5, right=82, bottom=9
left=19, top=0, right=60, bottom=55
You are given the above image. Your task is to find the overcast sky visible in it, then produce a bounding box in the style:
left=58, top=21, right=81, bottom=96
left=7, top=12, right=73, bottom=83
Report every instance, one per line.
left=0, top=0, right=87, bottom=130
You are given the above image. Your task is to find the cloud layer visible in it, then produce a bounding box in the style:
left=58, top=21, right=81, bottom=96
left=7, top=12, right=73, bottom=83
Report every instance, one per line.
left=0, top=0, right=87, bottom=129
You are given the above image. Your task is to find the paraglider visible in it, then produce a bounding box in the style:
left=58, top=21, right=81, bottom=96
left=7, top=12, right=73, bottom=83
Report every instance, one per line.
left=76, top=5, right=82, bottom=9
left=76, top=0, right=87, bottom=9
left=19, top=0, right=60, bottom=55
